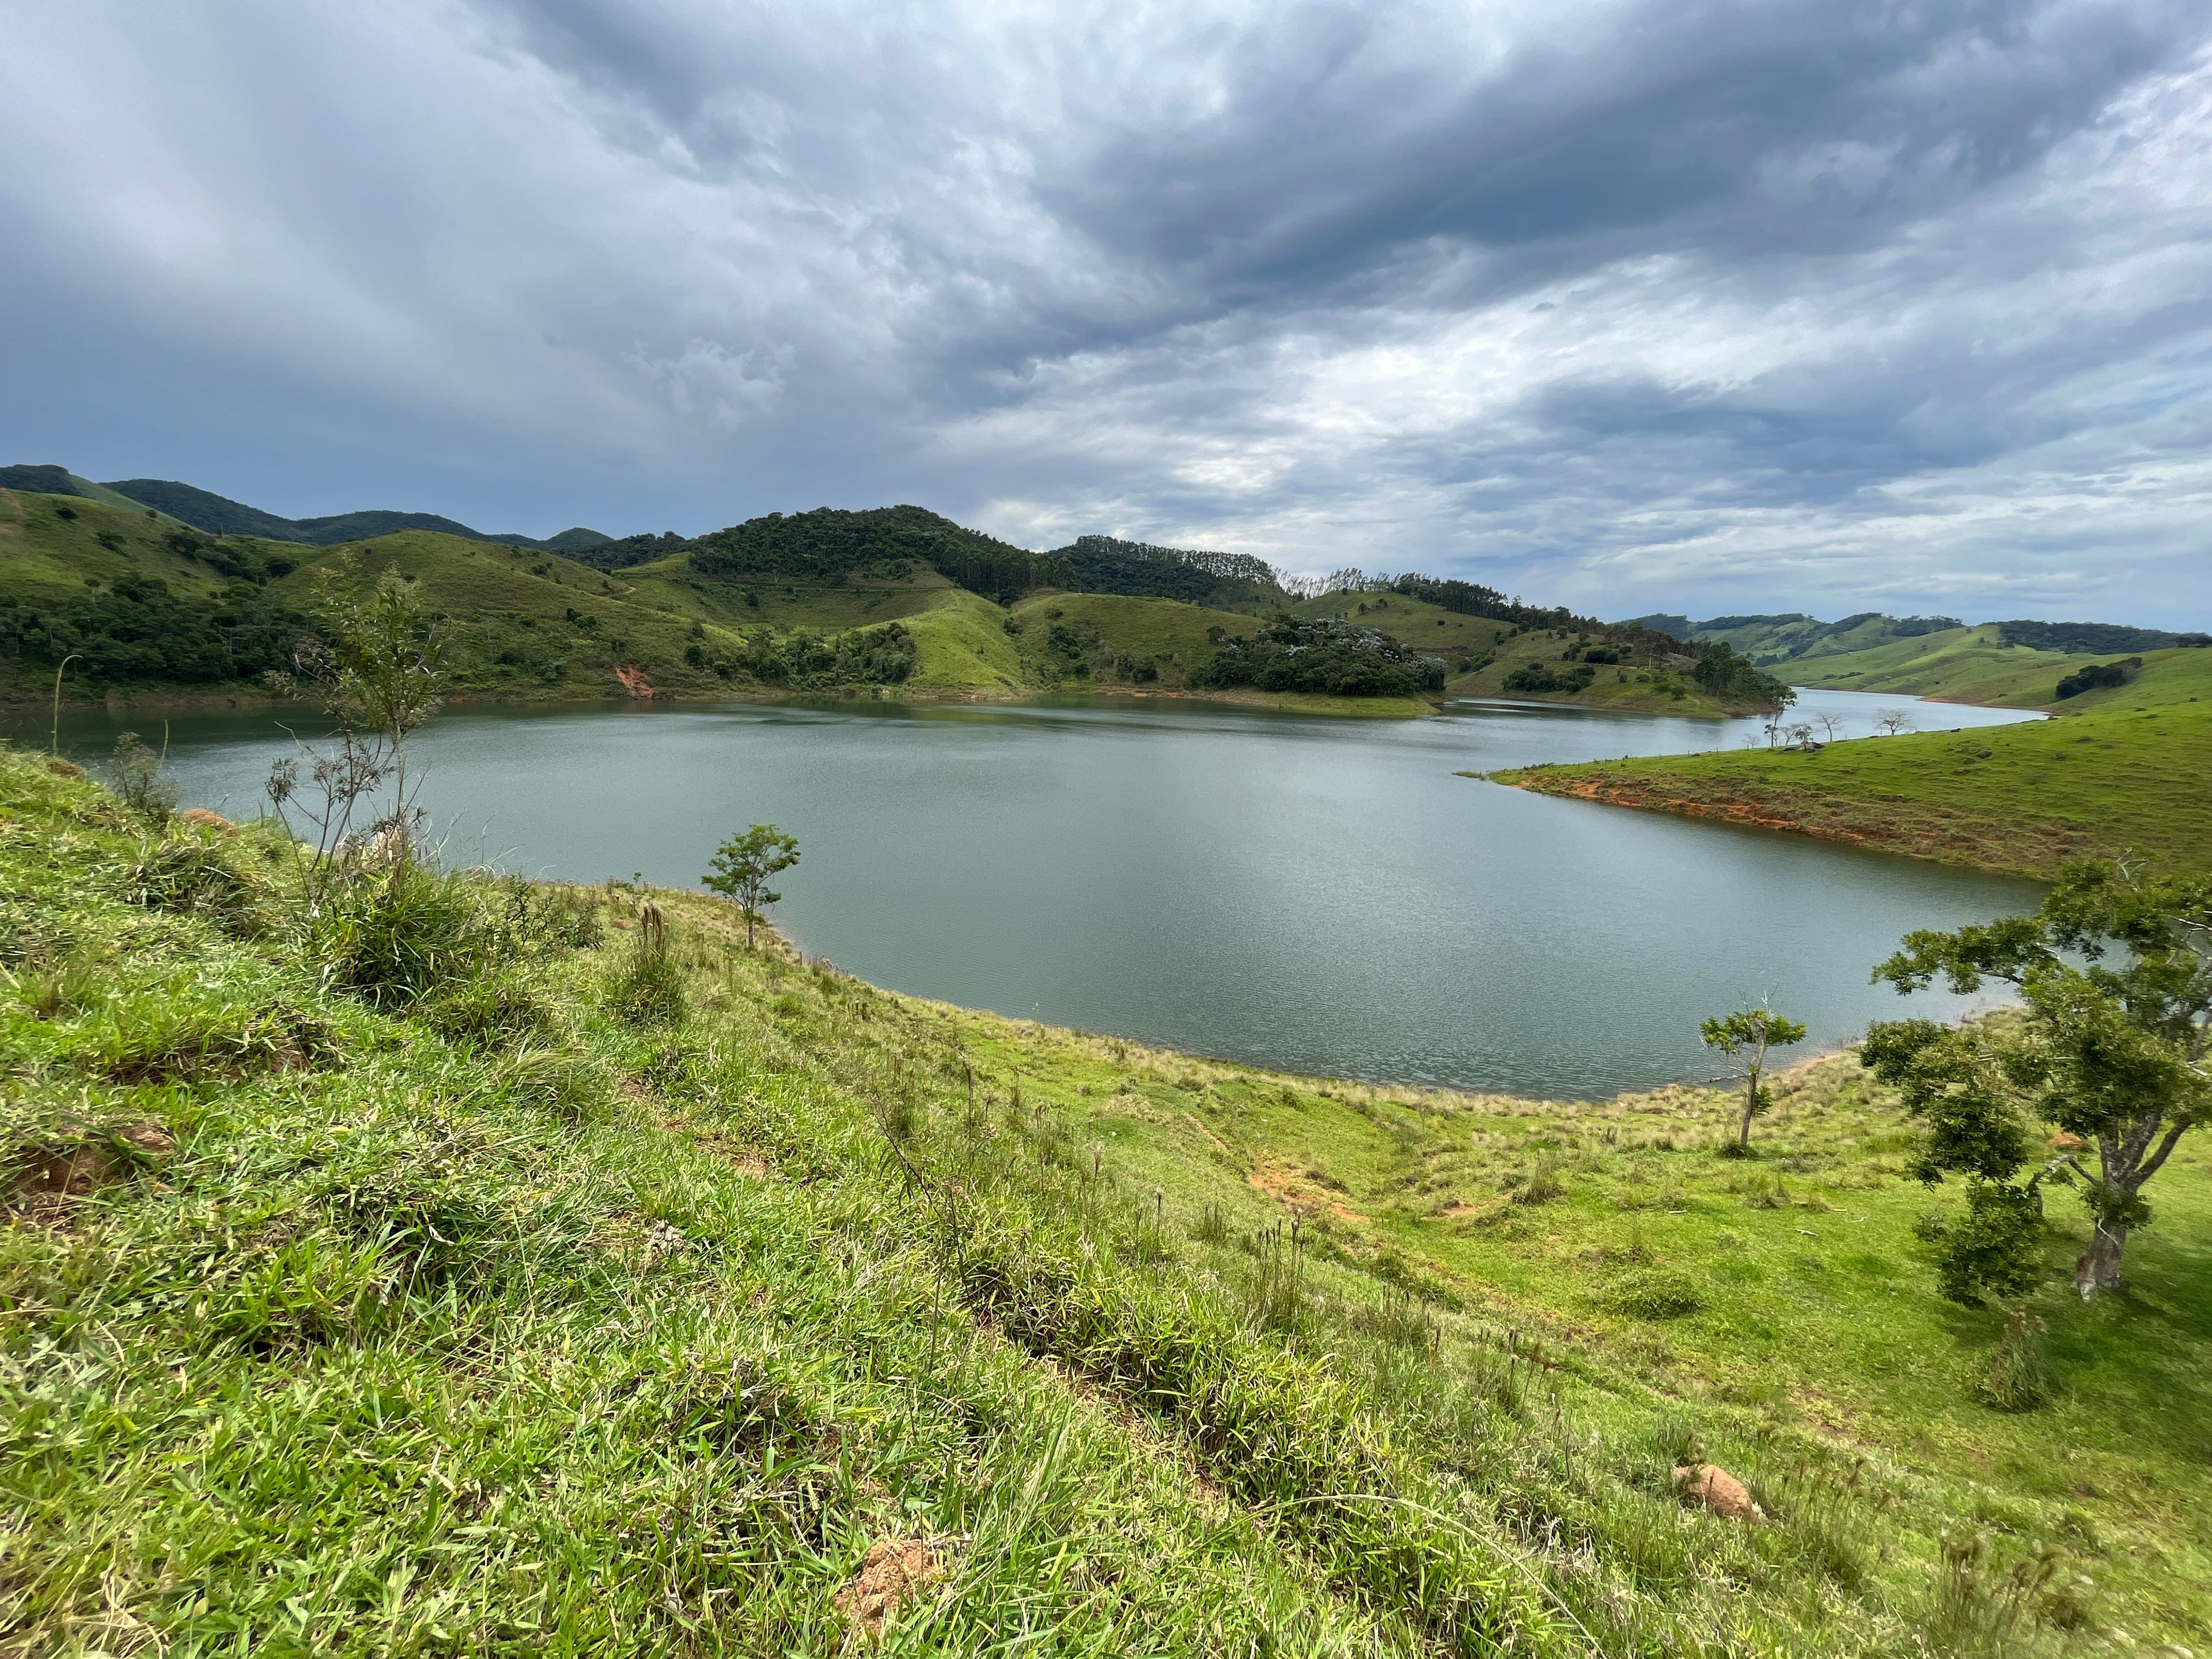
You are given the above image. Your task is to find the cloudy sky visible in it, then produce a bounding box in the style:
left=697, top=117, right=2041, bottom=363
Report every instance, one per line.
left=5, top=2, right=2210, bottom=624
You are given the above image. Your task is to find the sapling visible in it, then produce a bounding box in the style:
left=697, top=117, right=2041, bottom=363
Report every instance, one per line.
left=1701, top=1003, right=1808, bottom=1152
left=703, top=823, right=800, bottom=949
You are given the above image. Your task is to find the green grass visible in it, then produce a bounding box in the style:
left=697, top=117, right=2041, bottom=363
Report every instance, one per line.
left=1775, top=625, right=2123, bottom=709
left=1494, top=647, right=2212, bottom=878
left=7, top=744, right=2210, bottom=1653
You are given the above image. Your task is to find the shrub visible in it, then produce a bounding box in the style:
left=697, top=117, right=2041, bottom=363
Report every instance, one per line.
left=1502, top=661, right=1597, bottom=694
left=105, top=732, right=181, bottom=817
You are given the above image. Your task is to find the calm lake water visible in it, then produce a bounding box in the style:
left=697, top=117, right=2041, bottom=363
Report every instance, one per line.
left=37, top=688, right=2040, bottom=1098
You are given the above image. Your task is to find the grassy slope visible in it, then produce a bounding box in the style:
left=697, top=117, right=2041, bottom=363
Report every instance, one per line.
left=1495, top=647, right=2212, bottom=879
left=272, top=531, right=753, bottom=702
left=1777, top=626, right=2111, bottom=708
left=6, top=747, right=2208, bottom=1654
left=0, top=487, right=220, bottom=605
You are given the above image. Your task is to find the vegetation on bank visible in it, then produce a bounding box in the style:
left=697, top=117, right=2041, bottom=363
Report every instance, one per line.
left=1192, top=613, right=1446, bottom=698
left=6, top=741, right=2211, bottom=1653
left=1494, top=647, right=2212, bottom=880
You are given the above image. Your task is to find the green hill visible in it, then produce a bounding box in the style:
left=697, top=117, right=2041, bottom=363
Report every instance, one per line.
left=0, top=478, right=1813, bottom=717
left=1495, top=646, right=2212, bottom=878
left=1622, top=612, right=2210, bottom=709
left=6, top=744, right=2209, bottom=1652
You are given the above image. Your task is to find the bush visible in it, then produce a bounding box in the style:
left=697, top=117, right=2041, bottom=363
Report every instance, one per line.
left=1193, top=613, right=1445, bottom=698
left=105, top=732, right=181, bottom=817
left=1502, top=661, right=1596, bottom=694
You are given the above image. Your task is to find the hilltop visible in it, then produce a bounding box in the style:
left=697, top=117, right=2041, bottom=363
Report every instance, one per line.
left=1495, top=645, right=2212, bottom=880
left=5, top=744, right=2207, bottom=1653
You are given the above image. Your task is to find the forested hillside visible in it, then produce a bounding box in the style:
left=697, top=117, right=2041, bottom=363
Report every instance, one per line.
left=23, top=471, right=2177, bottom=718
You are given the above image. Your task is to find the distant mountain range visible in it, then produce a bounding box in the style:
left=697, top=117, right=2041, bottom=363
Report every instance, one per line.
left=1622, top=610, right=2200, bottom=664
left=0, top=464, right=613, bottom=556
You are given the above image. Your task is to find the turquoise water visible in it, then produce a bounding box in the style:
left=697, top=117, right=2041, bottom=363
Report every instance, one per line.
left=39, top=689, right=2040, bottom=1097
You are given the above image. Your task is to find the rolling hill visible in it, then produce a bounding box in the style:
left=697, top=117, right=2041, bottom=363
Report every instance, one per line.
left=3, top=479, right=1798, bottom=714
left=1627, top=611, right=2211, bottom=709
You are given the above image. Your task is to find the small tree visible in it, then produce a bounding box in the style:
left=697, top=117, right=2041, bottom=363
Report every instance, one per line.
left=1813, top=711, right=1846, bottom=744
left=1702, top=1003, right=1808, bottom=1151
left=1864, top=861, right=2211, bottom=1301
left=704, top=824, right=800, bottom=948
left=264, top=563, right=446, bottom=892
left=1873, top=708, right=1914, bottom=737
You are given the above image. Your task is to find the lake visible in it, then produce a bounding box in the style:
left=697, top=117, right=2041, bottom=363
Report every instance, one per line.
left=36, top=688, right=2041, bottom=1098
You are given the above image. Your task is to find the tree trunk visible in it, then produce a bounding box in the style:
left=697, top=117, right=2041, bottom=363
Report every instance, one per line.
left=2074, top=1218, right=2128, bottom=1300
left=1738, top=1078, right=1758, bottom=1148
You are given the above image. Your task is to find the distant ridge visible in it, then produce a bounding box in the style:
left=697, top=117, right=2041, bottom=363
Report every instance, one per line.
left=1624, top=610, right=2202, bottom=665
left=95, top=476, right=610, bottom=555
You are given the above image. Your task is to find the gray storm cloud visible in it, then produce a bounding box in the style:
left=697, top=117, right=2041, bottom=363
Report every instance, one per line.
left=1, top=0, right=2208, bottom=623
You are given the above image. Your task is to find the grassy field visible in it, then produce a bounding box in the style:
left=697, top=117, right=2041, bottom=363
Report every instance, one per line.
left=6, top=743, right=2209, bottom=1654
left=1495, top=647, right=2212, bottom=879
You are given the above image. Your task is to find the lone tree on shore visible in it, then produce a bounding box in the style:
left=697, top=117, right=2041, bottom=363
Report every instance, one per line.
left=1702, top=1003, right=1808, bottom=1151
left=704, top=824, right=800, bottom=948
left=1863, top=861, right=2211, bottom=1302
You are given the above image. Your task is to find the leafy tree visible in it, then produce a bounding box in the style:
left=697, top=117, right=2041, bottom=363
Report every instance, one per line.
left=1863, top=862, right=2212, bottom=1301
left=704, top=824, right=801, bottom=948
left=1700, top=1004, right=1808, bottom=1151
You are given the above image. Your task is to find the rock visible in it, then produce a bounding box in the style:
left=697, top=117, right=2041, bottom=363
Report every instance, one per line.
left=1673, top=1463, right=1765, bottom=1521
left=175, top=807, right=233, bottom=832
left=834, top=1537, right=947, bottom=1639
left=46, top=759, right=86, bottom=778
